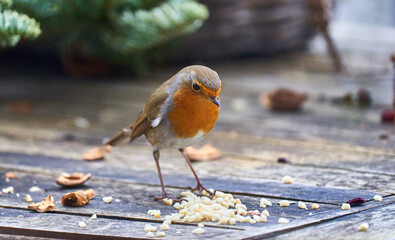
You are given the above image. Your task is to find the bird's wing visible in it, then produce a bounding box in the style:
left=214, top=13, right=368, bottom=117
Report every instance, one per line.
left=104, top=80, right=171, bottom=147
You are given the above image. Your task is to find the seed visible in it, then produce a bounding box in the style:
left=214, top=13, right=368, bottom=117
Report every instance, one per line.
left=298, top=201, right=308, bottom=210
left=102, top=196, right=112, bottom=203
left=261, top=210, right=270, bottom=216
left=78, top=221, right=86, bottom=228
left=358, top=223, right=369, bottom=231
left=341, top=203, right=351, bottom=210
left=90, top=214, right=97, bottom=220
left=146, top=232, right=155, bottom=238
left=192, top=228, right=205, bottom=234
left=144, top=224, right=157, bottom=232
left=25, top=194, right=32, bottom=202
left=373, top=195, right=382, bottom=201
left=279, top=200, right=290, bottom=207
left=156, top=231, right=165, bottom=237
left=163, top=198, right=173, bottom=205
left=312, top=203, right=319, bottom=209
left=278, top=218, right=289, bottom=224
left=282, top=176, right=293, bottom=184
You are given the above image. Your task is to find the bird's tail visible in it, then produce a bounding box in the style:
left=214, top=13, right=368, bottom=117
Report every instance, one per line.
left=103, top=124, right=134, bottom=147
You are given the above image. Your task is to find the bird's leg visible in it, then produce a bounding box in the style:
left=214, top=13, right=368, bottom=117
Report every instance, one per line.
left=179, top=148, right=213, bottom=196
left=153, top=149, right=184, bottom=202
left=153, top=149, right=168, bottom=201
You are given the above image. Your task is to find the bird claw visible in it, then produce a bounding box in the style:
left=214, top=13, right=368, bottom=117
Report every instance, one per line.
left=189, top=184, right=214, bottom=196
left=154, top=194, right=185, bottom=203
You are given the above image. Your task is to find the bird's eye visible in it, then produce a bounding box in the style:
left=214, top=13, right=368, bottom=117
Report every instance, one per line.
left=192, top=82, right=200, bottom=91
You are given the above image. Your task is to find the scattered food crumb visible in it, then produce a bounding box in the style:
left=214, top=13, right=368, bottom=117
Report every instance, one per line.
left=17, top=215, right=24, bottom=218
left=5, top=172, right=18, bottom=179
left=156, top=231, right=165, bottom=237
left=282, top=176, right=293, bottom=184
left=27, top=195, right=55, bottom=213
left=73, top=117, right=90, bottom=128
left=261, top=88, right=307, bottom=111
left=148, top=209, right=161, bottom=218
left=56, top=172, right=92, bottom=187
left=61, top=189, right=95, bottom=207
left=358, top=223, right=369, bottom=231
left=185, top=144, right=221, bottom=161
left=146, top=232, right=155, bottom=238
left=25, top=194, right=32, bottom=202
left=198, top=223, right=204, bottom=228
left=29, top=186, right=41, bottom=192
left=346, top=198, right=365, bottom=206
left=82, top=145, right=112, bottom=161
left=90, top=214, right=97, bottom=220
left=279, top=200, right=290, bottom=207
left=103, top=196, right=113, bottom=204
left=278, top=218, right=289, bottom=224
left=373, top=195, right=382, bottom=202
left=16, top=193, right=20, bottom=197
left=341, top=203, right=351, bottom=210
left=192, top=227, right=205, bottom=234
left=312, top=203, right=320, bottom=209
left=298, top=201, right=308, bottom=210
left=144, top=224, right=157, bottom=232
left=260, top=198, right=272, bottom=208
left=261, top=210, right=270, bottom=216
left=160, top=223, right=169, bottom=231
left=163, top=198, right=173, bottom=205
left=2, top=186, right=14, bottom=194
left=78, top=221, right=87, bottom=228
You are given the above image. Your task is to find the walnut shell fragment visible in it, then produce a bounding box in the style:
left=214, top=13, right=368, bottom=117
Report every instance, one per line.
left=260, top=88, right=307, bottom=111
left=82, top=145, right=112, bottom=161
left=61, top=189, right=95, bottom=207
left=56, top=172, right=92, bottom=187
left=27, top=195, right=55, bottom=213
left=5, top=172, right=18, bottom=179
left=185, top=144, right=221, bottom=161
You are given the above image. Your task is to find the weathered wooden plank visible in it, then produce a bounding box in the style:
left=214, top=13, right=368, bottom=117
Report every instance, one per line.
left=0, top=153, right=383, bottom=204
left=0, top=208, right=241, bottom=240
left=271, top=201, right=395, bottom=240
left=241, top=196, right=395, bottom=240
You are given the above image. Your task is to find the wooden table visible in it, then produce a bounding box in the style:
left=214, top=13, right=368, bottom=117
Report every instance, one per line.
left=0, top=49, right=394, bottom=239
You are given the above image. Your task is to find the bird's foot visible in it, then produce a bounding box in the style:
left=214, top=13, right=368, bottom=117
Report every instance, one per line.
left=189, top=183, right=214, bottom=196
left=154, top=193, right=185, bottom=203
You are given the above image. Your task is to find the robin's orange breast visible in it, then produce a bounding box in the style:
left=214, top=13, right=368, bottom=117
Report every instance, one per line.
left=168, top=87, right=219, bottom=139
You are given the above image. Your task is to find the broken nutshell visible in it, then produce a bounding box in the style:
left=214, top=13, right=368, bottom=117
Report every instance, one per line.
left=61, top=189, right=95, bottom=207
left=27, top=195, right=55, bottom=213
left=82, top=145, right=112, bottom=161
left=261, top=88, right=307, bottom=111
left=185, top=144, right=221, bottom=161
left=56, top=172, right=92, bottom=187
left=5, top=172, right=18, bottom=179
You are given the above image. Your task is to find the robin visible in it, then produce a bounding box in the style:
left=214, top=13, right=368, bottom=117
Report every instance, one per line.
left=104, top=65, right=221, bottom=200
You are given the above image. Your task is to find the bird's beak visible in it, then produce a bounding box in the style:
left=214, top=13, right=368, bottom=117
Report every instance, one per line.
left=210, top=97, right=220, bottom=107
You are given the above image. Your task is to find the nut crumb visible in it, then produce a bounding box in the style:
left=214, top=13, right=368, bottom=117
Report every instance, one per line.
left=27, top=195, right=55, bottom=213
left=198, top=223, right=204, bottom=228
left=90, top=214, right=97, bottom=220
left=373, top=195, right=382, bottom=201
left=192, top=227, right=205, bottom=234
left=278, top=218, right=289, bottom=224
left=279, top=200, right=290, bottom=207
left=358, top=223, right=369, bottom=231
left=61, top=189, right=95, bottom=207
left=5, top=172, right=18, bottom=179
left=25, top=194, right=32, bottom=202
left=261, top=210, right=270, bottom=216
left=144, top=224, right=157, bottom=232
left=78, top=221, right=87, bottom=228
left=102, top=196, right=113, bottom=203
left=156, top=231, right=165, bottom=237
left=312, top=203, right=319, bottom=209
left=341, top=203, right=351, bottom=210
left=160, top=223, right=169, bottom=230
left=282, top=176, right=293, bottom=184
left=2, top=186, right=14, bottom=194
